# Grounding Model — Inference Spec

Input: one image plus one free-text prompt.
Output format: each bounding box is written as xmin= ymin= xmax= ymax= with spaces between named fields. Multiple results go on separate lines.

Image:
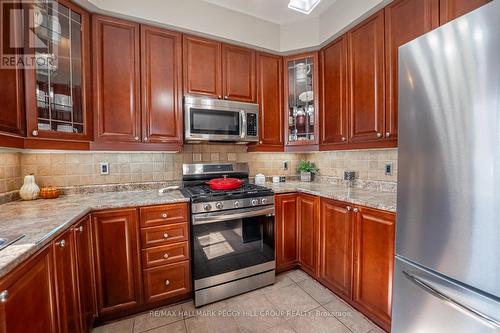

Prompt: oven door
xmin=185 ymin=104 xmax=243 ymax=141
xmin=191 ymin=206 xmax=275 ymax=290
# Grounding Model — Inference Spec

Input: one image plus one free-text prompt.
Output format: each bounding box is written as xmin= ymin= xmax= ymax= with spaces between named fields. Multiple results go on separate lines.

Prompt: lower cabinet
xmin=297 ymin=194 xmax=320 ymax=276
xmin=0 ymin=247 xmax=57 ymax=333
xmin=143 ymin=261 xmax=191 ymax=304
xmin=275 ymin=193 xmax=299 ymax=271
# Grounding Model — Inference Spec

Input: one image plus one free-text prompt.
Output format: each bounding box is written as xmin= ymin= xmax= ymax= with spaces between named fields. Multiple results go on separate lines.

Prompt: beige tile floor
xmin=92 ymin=269 xmax=385 ymax=333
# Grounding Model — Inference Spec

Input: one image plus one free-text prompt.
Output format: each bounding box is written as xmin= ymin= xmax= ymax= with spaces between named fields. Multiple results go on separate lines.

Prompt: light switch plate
xmin=385 ymin=162 xmax=393 ymax=176
xmin=283 ymin=161 xmax=288 ymax=171
xmin=100 ymin=162 xmax=109 ymax=175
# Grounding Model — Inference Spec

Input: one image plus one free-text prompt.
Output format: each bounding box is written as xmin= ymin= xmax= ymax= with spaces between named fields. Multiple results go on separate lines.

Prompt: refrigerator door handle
xmin=403 ymin=271 xmax=500 ymax=329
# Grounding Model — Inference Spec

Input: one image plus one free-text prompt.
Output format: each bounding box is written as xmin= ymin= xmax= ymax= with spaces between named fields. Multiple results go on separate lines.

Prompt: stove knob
xmin=203 ymin=204 xmax=212 ymax=211
xmin=261 ymin=198 xmax=267 ymax=204
xmin=234 ymin=201 xmax=240 ymax=208
xmin=251 ymin=199 xmax=258 ymax=206
xmin=215 ymin=202 xmax=223 ymax=209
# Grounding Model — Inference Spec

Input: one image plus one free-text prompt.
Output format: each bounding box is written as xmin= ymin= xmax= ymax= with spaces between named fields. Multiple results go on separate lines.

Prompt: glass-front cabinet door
xmin=284 ymin=52 xmax=319 ymax=149
xmin=26 ymin=0 xmax=91 ymax=140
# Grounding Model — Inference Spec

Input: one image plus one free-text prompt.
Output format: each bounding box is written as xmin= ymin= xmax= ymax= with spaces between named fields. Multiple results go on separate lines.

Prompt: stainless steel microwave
xmin=184 ymin=96 xmax=259 ymax=143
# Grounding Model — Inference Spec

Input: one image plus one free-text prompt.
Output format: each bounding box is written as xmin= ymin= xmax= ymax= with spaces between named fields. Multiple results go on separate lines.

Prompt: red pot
xmin=206 ymin=177 xmax=244 ymax=190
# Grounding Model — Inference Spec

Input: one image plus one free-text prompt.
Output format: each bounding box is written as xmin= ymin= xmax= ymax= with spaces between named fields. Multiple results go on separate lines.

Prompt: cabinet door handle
xmin=163 ymin=233 xmax=169 ymax=239
xmin=346 ymin=206 xmax=352 ymax=211
xmin=0 ymin=290 xmax=9 ymax=303
xmin=75 ymin=226 xmax=83 ymax=233
xmin=143 ymin=137 xmax=148 ymax=142
xmin=376 ymin=133 xmax=383 ymax=138
xmin=161 ymin=213 xmax=168 ymax=218
xmin=353 ymin=208 xmax=359 ymax=213
xmin=386 ymin=132 xmax=391 ymax=138
xmin=163 ymin=253 xmax=169 ymax=259
xmin=134 ymin=136 xmax=140 ymax=141
xmin=341 ymin=136 xmax=346 ymax=142
xmin=165 ymin=280 xmax=170 ymax=286
xmin=218 ymin=95 xmax=222 ymax=99
xmin=32 ymin=130 xmax=39 ymax=136
xmin=56 ymin=239 xmax=66 ymax=247
xmin=224 ymin=96 xmax=228 ymax=100
xmin=259 ymin=141 xmax=263 ymax=144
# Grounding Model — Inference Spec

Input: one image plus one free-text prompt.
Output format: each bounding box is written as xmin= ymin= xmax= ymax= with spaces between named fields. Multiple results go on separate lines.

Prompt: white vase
xmin=19 ymin=175 xmax=40 ymax=200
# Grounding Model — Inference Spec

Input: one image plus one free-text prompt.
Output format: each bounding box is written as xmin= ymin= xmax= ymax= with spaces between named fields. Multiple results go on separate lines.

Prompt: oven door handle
xmin=192 ymin=207 xmax=275 ymax=225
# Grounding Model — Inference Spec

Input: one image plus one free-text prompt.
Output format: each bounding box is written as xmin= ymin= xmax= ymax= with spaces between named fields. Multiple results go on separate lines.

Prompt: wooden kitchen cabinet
xmin=73 ymin=216 xmax=96 ymax=332
xmin=183 ymin=35 xmax=222 ymax=99
xmin=347 ymin=10 xmax=386 ymax=144
xmin=92 ymin=209 xmax=142 ymax=318
xmin=319 ymin=198 xmax=353 ymax=300
xmin=140 ymin=25 xmax=183 ymax=145
xmin=53 ymin=229 xmax=81 ymax=333
xmin=92 ymin=15 xmax=141 ymax=143
xmin=143 ymin=261 xmax=191 ymax=304
xmin=0 ymin=247 xmax=57 ymax=333
xmin=385 ymin=0 xmax=439 ymax=141
xmin=320 ymin=35 xmax=348 ymax=150
xmin=275 ymin=193 xmax=299 ymax=272
xmin=439 ymin=0 xmax=491 ymax=24
xmin=222 ymin=44 xmax=256 ymax=102
xmin=297 ymin=194 xmax=320 ymax=276
xmin=352 ymin=206 xmax=395 ymax=332
xmin=249 ymin=52 xmax=284 ymax=152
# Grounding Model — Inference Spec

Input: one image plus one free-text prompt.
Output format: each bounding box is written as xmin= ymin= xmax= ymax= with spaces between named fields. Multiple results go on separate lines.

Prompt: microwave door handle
xmin=193 ymin=207 xmax=275 ymax=225
xmin=240 ymin=110 xmax=246 ymax=139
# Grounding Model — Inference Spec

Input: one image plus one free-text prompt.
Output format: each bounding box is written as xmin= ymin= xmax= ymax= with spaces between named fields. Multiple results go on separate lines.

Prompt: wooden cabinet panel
xmin=139 ymin=203 xmax=188 ymax=228
xmin=142 ymin=242 xmax=190 ymax=268
xmin=183 ymin=35 xmax=222 ymax=98
xmin=140 ymin=223 xmax=189 ymax=248
xmin=251 ymin=52 xmax=283 ymax=151
xmin=439 ymin=0 xmax=491 ymax=24
xmin=143 ymin=261 xmax=191 ymax=304
xmin=53 ymin=230 xmax=80 ymax=333
xmin=297 ymin=194 xmax=320 ymax=276
xmin=348 ymin=11 xmax=385 ymax=143
xmin=320 ymin=35 xmax=348 ymax=148
xmin=385 ymin=0 xmax=439 ymax=141
xmin=73 ymin=216 xmax=96 ymax=333
xmin=275 ymin=194 xmax=299 ymax=271
xmin=222 ymin=44 xmax=256 ymax=102
xmin=0 ymin=248 xmax=57 ymax=333
xmin=141 ymin=26 xmax=183 ymax=144
xmin=93 ymin=15 xmax=141 ymax=143
xmin=92 ymin=209 xmax=142 ymax=316
xmin=0 ymin=66 xmax=24 ymax=136
xmin=319 ymin=198 xmax=353 ymax=300
xmin=353 ymin=207 xmax=395 ymax=332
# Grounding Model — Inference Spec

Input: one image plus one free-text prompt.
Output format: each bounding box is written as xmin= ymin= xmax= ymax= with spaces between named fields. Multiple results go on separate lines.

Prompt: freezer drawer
xmin=392 ymin=257 xmax=500 ymax=333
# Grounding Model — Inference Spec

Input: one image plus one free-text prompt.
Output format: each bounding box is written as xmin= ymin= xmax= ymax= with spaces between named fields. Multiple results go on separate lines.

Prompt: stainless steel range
xmin=181 ymin=163 xmax=276 ymax=307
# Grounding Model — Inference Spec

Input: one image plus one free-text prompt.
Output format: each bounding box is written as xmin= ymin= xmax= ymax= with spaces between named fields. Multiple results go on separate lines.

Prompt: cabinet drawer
xmin=141 ymin=223 xmax=188 ymax=248
xmin=142 ymin=242 xmax=190 ymax=268
xmin=140 ymin=203 xmax=188 ymax=228
xmin=143 ymin=261 xmax=191 ymax=303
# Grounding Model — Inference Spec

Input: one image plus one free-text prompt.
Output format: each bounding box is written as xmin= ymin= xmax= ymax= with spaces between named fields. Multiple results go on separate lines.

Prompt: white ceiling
xmin=202 ymin=0 xmax=338 ymax=24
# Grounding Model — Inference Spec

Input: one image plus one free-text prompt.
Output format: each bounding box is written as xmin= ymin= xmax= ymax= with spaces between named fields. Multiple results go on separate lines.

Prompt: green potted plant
xmin=297 ymin=160 xmax=319 ymax=182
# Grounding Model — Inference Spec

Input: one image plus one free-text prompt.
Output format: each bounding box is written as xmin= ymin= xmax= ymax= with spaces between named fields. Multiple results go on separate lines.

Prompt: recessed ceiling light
xmin=288 ymin=0 xmax=321 ymax=15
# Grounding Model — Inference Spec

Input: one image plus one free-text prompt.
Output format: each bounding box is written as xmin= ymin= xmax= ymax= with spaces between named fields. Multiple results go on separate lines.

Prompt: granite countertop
xmin=0 ymin=190 xmax=189 ymax=279
xmin=263 ymin=182 xmax=397 ymax=213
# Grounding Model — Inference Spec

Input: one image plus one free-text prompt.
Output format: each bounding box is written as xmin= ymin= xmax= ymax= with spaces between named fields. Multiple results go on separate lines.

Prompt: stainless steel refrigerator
xmin=393 ymin=1 xmax=500 ymax=332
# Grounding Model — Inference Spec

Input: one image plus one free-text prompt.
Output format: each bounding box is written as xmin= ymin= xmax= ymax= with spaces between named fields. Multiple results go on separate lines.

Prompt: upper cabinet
xmin=24 ymin=0 xmax=92 ymax=142
xmin=183 ymin=35 xmax=222 ymax=99
xmin=92 ymin=16 xmax=183 ymax=150
xmin=183 ymin=35 xmax=256 ymax=102
xmin=439 ymin=0 xmax=491 ymax=24
xmin=284 ymin=52 xmax=319 ymax=150
xmin=385 ymin=0 xmax=439 ymax=141
xmin=92 ymin=15 xmax=141 ymax=144
xmin=249 ymin=52 xmax=284 ymax=152
xmin=320 ymin=36 xmax=348 ymax=150
xmin=347 ymin=11 xmax=386 ymax=144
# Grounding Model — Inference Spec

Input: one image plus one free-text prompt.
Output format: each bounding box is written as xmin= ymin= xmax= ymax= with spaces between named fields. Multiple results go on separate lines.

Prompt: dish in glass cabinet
xmin=299 ymin=91 xmax=314 ymax=102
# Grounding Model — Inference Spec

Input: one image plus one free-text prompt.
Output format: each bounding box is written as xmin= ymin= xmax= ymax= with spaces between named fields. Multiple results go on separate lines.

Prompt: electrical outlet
xmin=385 ymin=162 xmax=393 ymax=176
xmin=283 ymin=161 xmax=288 ymax=171
xmin=100 ymin=162 xmax=109 ymax=175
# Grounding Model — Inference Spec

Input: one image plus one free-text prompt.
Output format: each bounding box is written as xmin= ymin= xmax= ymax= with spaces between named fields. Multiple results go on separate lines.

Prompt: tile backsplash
xmin=0 ymin=146 xmax=397 ymax=195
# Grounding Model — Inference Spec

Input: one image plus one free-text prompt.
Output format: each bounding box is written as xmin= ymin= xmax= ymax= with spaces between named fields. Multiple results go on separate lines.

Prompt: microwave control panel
xmin=247 ymin=113 xmax=258 ymax=137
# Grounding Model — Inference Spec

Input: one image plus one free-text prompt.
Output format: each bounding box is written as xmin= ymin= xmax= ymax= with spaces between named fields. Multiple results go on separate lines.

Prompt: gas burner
xmin=182 ymin=183 xmax=273 ymax=203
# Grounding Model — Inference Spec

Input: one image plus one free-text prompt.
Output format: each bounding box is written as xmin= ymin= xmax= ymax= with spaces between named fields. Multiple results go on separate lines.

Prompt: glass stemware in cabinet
xmin=287 ymin=56 xmax=316 ymax=144
xmin=32 ymin=0 xmax=85 ymax=135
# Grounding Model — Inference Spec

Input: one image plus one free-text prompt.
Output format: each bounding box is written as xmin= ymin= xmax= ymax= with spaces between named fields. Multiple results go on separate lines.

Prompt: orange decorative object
xmin=40 ymin=186 xmax=61 ymax=199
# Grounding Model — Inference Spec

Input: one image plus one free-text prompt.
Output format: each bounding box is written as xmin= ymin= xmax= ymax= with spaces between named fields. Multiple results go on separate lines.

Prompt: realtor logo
xmin=1 ymin=0 xmax=57 ymax=69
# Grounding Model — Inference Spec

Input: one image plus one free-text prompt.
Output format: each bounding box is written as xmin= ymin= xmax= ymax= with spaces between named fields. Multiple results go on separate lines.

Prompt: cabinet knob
xmin=218 ymin=95 xmax=222 ymax=99
xmin=143 ymin=137 xmax=148 ymax=142
xmin=224 ymin=96 xmax=228 ymax=100
xmin=163 ymin=253 xmax=169 ymax=259
xmin=32 ymin=130 xmax=39 ymax=136
xmin=56 ymin=239 xmax=66 ymax=248
xmin=259 ymin=141 xmax=263 ymax=144
xmin=161 ymin=213 xmax=168 ymax=219
xmin=346 ymin=206 xmax=352 ymax=211
xmin=353 ymin=208 xmax=359 ymax=213
xmin=376 ymin=133 xmax=383 ymax=138
xmin=134 ymin=136 xmax=140 ymax=141
xmin=341 ymin=137 xmax=346 ymax=142
xmin=165 ymin=280 xmax=170 ymax=286
xmin=75 ymin=226 xmax=83 ymax=233
xmin=163 ymin=233 xmax=169 ymax=239
xmin=386 ymin=132 xmax=391 ymax=138
xmin=0 ymin=290 xmax=8 ymax=303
